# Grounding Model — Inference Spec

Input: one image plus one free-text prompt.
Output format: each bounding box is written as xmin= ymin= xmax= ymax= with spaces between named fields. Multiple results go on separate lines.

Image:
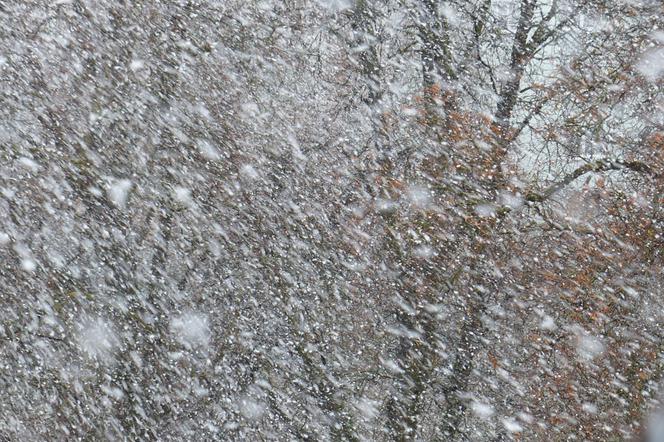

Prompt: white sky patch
xmin=170 ymin=312 xmax=210 ymax=350
xmin=107 ymin=179 xmax=132 ymax=208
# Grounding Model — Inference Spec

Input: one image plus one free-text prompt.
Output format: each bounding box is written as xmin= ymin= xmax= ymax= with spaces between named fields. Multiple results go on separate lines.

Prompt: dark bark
xmin=418 ymin=0 xmax=457 ymax=124
xmin=495 ymin=0 xmax=537 ymax=132
xmin=353 ymin=0 xmax=382 ymax=107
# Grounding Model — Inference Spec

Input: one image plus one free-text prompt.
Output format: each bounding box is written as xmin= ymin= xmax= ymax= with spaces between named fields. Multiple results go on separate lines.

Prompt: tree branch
xmin=526 ymin=159 xmax=657 ymax=203
xmin=495 ymin=0 xmax=537 ymax=127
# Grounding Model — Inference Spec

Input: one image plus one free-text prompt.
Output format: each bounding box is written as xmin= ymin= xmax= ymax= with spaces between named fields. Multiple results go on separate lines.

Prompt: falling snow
xmin=0 ymin=0 xmax=663 ymax=441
